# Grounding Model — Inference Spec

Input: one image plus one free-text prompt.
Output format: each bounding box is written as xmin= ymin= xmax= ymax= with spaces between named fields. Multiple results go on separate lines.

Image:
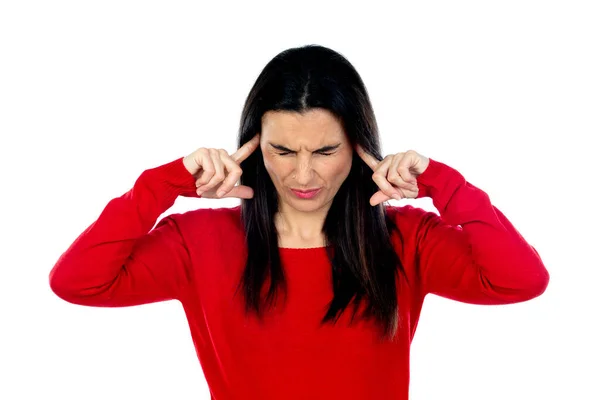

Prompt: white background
xmin=1 ymin=1 xmax=598 ymax=399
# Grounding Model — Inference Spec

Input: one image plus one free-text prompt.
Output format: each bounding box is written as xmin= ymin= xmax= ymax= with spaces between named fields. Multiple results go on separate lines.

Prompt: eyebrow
xmin=269 ymin=142 xmax=342 ymax=152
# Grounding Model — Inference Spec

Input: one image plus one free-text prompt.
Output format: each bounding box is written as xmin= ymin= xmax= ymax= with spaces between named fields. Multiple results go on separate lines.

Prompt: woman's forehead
xmin=261 ymin=109 xmax=346 ymax=143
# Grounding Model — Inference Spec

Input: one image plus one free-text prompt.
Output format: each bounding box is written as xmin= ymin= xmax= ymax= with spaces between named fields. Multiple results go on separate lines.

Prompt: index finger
xmin=355 ymin=143 xmax=380 ymax=171
xmin=231 ymin=133 xmax=260 ymax=163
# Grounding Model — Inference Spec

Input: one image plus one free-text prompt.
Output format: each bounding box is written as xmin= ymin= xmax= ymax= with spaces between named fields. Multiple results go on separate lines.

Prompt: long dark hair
xmin=236 ymin=44 xmax=408 ymax=341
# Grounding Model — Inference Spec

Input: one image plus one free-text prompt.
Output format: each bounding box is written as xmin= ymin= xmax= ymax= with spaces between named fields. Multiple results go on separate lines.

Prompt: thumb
xmin=223 ymin=185 xmax=254 ymax=199
xmin=369 ymin=190 xmax=392 ymax=206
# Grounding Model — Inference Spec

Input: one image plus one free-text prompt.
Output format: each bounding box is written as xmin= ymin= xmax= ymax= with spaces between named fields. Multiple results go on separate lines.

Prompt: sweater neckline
xmin=278 ymin=245 xmax=331 ymax=251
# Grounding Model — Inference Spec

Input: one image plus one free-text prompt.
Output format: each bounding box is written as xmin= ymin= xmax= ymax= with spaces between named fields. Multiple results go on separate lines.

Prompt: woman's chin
xmin=283 ymin=193 xmax=334 ymax=212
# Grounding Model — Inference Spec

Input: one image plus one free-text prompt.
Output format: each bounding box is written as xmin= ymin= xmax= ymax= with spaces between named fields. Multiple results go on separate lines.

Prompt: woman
xmin=49 ymin=44 xmax=549 ymax=399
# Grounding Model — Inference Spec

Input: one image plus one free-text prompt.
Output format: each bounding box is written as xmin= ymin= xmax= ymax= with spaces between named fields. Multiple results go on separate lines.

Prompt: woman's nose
xmin=293 ymin=160 xmax=314 ymax=184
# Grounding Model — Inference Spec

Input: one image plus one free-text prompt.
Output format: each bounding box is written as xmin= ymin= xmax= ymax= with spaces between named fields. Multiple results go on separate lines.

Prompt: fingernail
xmin=216 ymin=190 xmax=225 ymax=197
xmin=392 ymin=193 xmax=402 ymax=200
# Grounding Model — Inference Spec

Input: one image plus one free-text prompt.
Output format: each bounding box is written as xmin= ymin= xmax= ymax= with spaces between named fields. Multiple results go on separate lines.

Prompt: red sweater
xmin=49 ymin=156 xmax=549 ymax=400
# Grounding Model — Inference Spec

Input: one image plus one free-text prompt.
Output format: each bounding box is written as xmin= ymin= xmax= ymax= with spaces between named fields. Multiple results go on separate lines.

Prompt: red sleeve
xmin=49 ymin=157 xmax=199 ymax=307
xmin=409 ymin=158 xmax=549 ymax=304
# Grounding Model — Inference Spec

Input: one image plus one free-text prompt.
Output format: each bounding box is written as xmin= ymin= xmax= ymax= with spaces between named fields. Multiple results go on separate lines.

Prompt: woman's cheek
xmin=262 ymin=154 xmax=277 ymax=173
xmin=263 ymin=156 xmax=289 ymax=183
xmin=323 ymin=156 xmax=347 ymax=173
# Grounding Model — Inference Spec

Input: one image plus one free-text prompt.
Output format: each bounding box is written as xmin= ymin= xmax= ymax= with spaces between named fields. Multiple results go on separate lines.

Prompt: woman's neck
xmin=274 ymin=204 xmax=330 ymax=247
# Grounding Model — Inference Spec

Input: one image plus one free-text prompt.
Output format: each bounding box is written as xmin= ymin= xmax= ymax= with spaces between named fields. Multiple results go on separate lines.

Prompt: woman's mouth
xmin=290 ymin=188 xmax=321 ymax=199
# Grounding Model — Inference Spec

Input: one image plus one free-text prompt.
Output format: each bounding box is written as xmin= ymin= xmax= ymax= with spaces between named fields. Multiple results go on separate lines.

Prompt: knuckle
xmin=231 ymin=171 xmax=242 ymax=180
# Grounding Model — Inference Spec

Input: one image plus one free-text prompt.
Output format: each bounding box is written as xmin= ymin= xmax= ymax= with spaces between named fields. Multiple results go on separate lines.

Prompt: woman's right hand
xmin=183 ymin=134 xmax=260 ymax=199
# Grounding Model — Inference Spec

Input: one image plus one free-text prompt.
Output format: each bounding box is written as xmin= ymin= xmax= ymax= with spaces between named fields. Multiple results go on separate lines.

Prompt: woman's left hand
xmin=355 ymin=145 xmax=430 ymax=206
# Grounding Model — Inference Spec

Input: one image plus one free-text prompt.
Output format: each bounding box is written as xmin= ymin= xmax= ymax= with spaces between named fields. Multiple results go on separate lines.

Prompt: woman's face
xmin=260 ymin=108 xmax=353 ymax=213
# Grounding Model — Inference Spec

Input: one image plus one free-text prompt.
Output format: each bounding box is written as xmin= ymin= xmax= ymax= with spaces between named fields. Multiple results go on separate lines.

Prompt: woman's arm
xmin=49 ymin=157 xmax=198 ymax=307
xmin=407 ymin=158 xmax=549 ymax=304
